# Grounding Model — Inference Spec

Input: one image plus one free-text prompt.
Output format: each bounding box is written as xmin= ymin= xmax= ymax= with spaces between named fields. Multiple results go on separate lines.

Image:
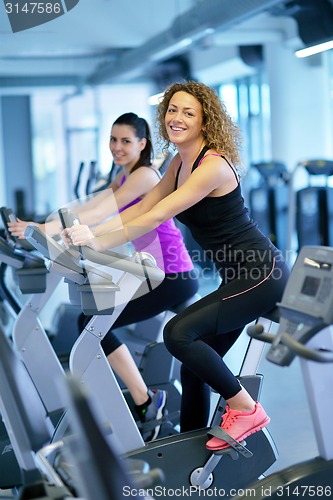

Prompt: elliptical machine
xmin=235 ymin=245 xmax=333 ymax=498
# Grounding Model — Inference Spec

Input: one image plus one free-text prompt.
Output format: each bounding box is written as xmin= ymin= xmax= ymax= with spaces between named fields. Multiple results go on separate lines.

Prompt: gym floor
xmin=0 ymin=267 xmax=317 ymax=496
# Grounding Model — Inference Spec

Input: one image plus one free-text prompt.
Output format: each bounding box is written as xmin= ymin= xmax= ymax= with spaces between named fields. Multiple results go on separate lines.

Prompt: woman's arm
xmin=67 ymin=155 xmax=232 ymax=251
xmin=63 ymin=167 xmax=161 ymax=227
xmin=8 ymin=217 xmax=61 ymax=238
xmin=7 ymin=176 xmax=122 ymax=238
xmin=72 ymin=172 xmax=122 ymax=224
xmin=86 ymin=156 xmax=179 ymax=237
xmin=8 ymin=167 xmax=160 ymax=238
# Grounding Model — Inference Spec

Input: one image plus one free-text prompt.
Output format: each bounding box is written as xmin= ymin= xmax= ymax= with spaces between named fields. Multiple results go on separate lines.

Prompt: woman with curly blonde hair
xmin=156 ymin=80 xmax=242 ymax=170
xmin=66 ymin=81 xmax=290 ymax=451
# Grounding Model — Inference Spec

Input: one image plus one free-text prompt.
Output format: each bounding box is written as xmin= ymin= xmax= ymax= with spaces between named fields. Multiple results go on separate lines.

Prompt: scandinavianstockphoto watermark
xmin=3 ymin=0 xmax=79 ymax=32
xmin=166 ymin=246 xmax=296 ymax=282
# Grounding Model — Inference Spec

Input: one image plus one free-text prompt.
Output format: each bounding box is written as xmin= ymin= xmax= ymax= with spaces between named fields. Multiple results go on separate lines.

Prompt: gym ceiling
xmin=0 ymin=0 xmax=332 ymax=89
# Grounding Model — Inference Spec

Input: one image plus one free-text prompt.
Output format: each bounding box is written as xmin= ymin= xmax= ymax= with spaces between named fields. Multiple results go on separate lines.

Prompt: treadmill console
xmin=267 ymin=246 xmax=333 ymax=365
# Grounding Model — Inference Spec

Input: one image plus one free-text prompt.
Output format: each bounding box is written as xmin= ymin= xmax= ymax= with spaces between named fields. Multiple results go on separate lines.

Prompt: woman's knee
xmin=101 ymin=331 xmax=122 ymax=356
xmin=163 ymin=316 xmax=188 ymax=355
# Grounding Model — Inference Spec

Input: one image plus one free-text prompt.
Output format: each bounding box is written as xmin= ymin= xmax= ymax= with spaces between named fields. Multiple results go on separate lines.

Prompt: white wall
xmin=265 ymin=43 xmax=333 ymax=170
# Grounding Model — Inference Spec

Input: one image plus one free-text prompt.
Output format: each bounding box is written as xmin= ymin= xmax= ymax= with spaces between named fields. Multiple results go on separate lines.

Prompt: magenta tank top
xmin=119 ymin=174 xmax=193 ymax=274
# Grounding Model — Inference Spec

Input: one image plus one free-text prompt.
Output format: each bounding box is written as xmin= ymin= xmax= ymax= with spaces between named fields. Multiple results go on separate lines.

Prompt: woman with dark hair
xmin=66 ymin=83 xmax=290 ymax=451
xmin=9 ymin=112 xmax=199 ymax=441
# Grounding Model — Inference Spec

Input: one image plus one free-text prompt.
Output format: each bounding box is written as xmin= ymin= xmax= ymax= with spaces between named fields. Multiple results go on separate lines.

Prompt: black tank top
xmin=175 ymin=146 xmax=280 ymax=281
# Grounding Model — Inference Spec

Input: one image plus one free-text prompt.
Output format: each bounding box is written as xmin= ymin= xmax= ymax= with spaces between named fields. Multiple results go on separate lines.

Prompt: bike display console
xmin=267 ymin=246 xmax=333 ymax=366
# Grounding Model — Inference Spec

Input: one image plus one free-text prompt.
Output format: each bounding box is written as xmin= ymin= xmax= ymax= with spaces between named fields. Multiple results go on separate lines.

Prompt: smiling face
xmin=109 ymin=124 xmax=146 ymax=170
xmin=165 ymin=91 xmax=205 ymax=148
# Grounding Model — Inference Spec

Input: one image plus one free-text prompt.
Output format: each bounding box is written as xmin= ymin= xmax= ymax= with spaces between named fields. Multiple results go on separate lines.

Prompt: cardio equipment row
xmin=248 ymin=159 xmax=333 ymax=256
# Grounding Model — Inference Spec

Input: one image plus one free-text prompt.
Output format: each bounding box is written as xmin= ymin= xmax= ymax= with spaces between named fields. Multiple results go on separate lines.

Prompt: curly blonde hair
xmin=156 ymin=81 xmax=243 ymax=172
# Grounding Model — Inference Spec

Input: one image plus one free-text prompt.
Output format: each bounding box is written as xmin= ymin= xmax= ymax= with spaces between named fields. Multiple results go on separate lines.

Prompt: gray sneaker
xmin=139 ymin=389 xmax=167 ymax=441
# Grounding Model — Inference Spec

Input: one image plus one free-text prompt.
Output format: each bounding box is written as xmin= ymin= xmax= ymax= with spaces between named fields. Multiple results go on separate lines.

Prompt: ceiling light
xmin=295 ymin=40 xmax=333 ymax=58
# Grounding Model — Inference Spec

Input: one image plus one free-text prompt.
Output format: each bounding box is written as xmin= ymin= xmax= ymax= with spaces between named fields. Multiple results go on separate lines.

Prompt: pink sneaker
xmin=206 ymin=402 xmax=270 ymax=451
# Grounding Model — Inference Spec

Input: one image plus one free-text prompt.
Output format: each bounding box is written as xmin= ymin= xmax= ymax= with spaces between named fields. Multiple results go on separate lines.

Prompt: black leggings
xmin=78 ymin=270 xmax=199 ymax=356
xmin=163 ymin=258 xmax=290 ymax=432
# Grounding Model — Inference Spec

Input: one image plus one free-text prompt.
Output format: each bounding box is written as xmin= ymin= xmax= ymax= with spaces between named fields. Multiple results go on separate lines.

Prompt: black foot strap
xmin=137 ymin=410 xmax=180 ymax=432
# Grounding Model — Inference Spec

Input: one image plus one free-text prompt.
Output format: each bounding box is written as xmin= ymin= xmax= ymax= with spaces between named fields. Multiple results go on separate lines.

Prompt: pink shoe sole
xmin=206 ymin=415 xmax=270 ymax=451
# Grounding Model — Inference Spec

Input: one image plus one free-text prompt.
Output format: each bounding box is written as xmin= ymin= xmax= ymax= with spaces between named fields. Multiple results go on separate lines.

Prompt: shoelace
xmin=221 ymin=407 xmax=238 ymax=430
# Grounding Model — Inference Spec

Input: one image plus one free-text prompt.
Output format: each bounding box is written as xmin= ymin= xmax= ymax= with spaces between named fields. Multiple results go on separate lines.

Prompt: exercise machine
xmin=0 ymin=206 xmax=82 ymax=362
xmin=0 ymin=214 xmax=170 ymax=493
xmin=0 ymin=236 xmax=43 ymax=489
xmin=0 ymin=206 xmax=187 ymax=444
xmin=0 ymin=233 xmax=72 ymax=489
xmin=234 ymin=244 xmax=333 ymax=498
xmin=60 ymin=373 xmax=163 ymax=500
xmin=0 ymin=230 xmax=169 ymax=495
xmin=56 ymin=207 xmax=197 ymax=429
xmin=0 ymin=317 xmax=160 ymax=499
xmin=286 ymin=159 xmax=333 ymax=258
xmin=74 ymin=160 xmax=114 ymax=200
xmin=73 ymin=160 xmax=98 ymax=199
xmin=296 ymin=160 xmax=333 ymax=249
xmin=25 ymin=221 xmax=279 ymax=497
xmin=249 ymin=161 xmax=289 ymax=254
xmin=0 ymin=238 xmax=21 ymax=335
xmin=1 ymin=205 xmax=194 ymax=413
xmin=0 ymin=320 xmax=74 ymax=499
xmin=24 ymin=221 xmax=180 ymax=439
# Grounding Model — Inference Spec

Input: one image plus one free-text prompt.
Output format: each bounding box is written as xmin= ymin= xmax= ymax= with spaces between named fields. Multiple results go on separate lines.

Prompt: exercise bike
xmin=24 ymin=217 xmax=279 ymax=498
xmin=1 ymin=206 xmax=197 ymax=424
xmin=0 ymin=206 xmax=82 ymax=364
xmin=235 ymin=244 xmax=333 ymax=498
xmin=0 ymin=227 xmax=166 ymax=494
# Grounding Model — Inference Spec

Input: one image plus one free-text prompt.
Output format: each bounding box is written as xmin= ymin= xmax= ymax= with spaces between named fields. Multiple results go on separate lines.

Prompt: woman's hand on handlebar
xmin=60 ymin=228 xmax=73 ymax=248
xmin=63 ymin=224 xmax=101 ymax=251
xmin=7 ymin=218 xmax=39 ymax=239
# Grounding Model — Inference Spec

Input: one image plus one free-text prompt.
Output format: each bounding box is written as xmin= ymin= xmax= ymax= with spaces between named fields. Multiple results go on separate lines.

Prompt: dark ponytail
xmin=113 ymin=112 xmax=153 ymax=172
